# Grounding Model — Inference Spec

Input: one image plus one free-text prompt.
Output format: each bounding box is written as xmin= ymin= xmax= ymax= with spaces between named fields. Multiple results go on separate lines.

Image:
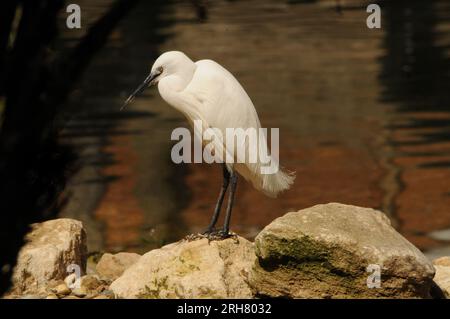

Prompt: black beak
xmin=121 ymin=70 xmax=160 ymax=110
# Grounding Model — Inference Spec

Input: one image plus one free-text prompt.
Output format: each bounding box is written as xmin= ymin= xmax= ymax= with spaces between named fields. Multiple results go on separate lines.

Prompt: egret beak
xmin=121 ymin=70 xmax=161 ymax=110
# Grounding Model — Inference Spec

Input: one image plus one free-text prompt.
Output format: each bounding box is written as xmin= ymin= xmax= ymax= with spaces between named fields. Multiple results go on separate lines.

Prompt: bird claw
xmin=184 ymin=229 xmax=237 ymax=242
xmin=206 ymin=229 xmax=232 ymax=241
xmin=183 ymin=233 xmax=206 ymax=242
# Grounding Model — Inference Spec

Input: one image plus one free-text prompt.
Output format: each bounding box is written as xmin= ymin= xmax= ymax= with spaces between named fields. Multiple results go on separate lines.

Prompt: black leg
xmin=222 ymin=170 xmax=238 ymax=235
xmin=204 ymin=164 xmax=230 ymax=233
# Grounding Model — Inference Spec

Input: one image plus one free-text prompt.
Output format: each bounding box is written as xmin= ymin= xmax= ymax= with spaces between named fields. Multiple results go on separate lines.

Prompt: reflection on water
xmin=60 ymin=0 xmax=450 ymax=256
xmin=379 ymin=0 xmax=450 ymax=255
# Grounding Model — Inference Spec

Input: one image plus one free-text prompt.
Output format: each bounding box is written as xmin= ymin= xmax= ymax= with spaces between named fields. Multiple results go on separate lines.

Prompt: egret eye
xmin=126 ymin=51 xmax=294 ymax=240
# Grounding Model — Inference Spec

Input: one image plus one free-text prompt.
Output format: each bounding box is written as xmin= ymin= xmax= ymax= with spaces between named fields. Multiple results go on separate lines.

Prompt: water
xmin=59 ymin=0 xmax=450 ymax=256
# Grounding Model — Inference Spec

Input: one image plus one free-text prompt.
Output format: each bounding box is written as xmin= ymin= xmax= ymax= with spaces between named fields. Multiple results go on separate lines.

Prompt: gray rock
xmin=249 ymin=203 xmax=435 ymax=298
xmin=110 ymin=236 xmax=255 ymax=298
xmin=10 ymin=219 xmax=87 ymax=295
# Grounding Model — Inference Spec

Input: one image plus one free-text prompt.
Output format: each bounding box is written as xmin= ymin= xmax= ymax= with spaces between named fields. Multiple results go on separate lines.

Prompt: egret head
xmin=121 ymin=51 xmax=194 ymax=110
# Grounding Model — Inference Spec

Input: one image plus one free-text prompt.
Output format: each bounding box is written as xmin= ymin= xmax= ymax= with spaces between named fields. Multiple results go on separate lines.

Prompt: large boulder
xmin=432 ymin=257 xmax=450 ymax=298
xmin=110 ymin=236 xmax=255 ymax=298
xmin=9 ymin=219 xmax=87 ymax=295
xmin=249 ymin=203 xmax=435 ymax=298
xmin=96 ymin=252 xmax=141 ymax=281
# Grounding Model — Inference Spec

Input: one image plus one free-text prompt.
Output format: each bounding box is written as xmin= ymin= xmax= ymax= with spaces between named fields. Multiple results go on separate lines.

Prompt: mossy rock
xmin=249 ymin=203 xmax=435 ymax=299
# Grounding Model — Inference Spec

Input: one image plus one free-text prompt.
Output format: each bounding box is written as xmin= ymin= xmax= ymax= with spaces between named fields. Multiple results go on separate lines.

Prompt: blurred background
xmin=1 ymin=0 xmax=449 ymax=272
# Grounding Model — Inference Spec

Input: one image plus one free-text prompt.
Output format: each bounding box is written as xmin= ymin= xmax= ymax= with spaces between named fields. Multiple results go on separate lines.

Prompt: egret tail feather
xmin=261 ymin=168 xmax=295 ymax=198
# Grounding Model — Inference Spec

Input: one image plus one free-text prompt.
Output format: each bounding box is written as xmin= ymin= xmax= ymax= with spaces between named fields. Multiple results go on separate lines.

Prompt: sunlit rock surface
xmin=96 ymin=252 xmax=141 ymax=281
xmin=110 ymin=236 xmax=255 ymax=299
xmin=432 ymin=257 xmax=450 ymax=298
xmin=10 ymin=219 xmax=87 ymax=295
xmin=5 ymin=204 xmax=443 ymax=299
xmin=249 ymin=203 xmax=435 ymax=298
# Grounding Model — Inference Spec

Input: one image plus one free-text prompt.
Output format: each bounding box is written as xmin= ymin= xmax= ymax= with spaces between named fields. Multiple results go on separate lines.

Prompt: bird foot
xmin=184 ymin=229 xmax=237 ymax=242
xmin=205 ymin=229 xmax=233 ymax=241
xmin=184 ymin=232 xmax=207 ymax=242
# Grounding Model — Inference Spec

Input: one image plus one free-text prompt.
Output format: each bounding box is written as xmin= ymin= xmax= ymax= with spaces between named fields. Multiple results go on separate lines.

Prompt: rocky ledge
xmin=3 ymin=203 xmax=449 ymax=299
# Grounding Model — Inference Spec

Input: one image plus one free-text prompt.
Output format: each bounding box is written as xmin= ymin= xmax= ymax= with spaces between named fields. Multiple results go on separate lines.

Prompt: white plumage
xmin=123 ymin=50 xmax=295 ymax=237
xmin=153 ymin=51 xmax=295 ymax=197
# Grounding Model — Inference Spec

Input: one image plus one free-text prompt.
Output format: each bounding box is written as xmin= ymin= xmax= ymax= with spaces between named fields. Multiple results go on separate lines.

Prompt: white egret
xmin=123 ymin=51 xmax=295 ymax=238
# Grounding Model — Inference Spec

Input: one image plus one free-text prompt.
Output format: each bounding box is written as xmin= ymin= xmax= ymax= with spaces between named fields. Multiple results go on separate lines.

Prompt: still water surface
xmin=60 ymin=0 xmax=450 ymax=258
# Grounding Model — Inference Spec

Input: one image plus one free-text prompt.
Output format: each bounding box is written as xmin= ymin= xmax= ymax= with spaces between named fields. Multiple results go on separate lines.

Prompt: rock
xmin=10 ymin=219 xmax=87 ymax=295
xmin=52 ymin=283 xmax=71 ymax=297
xmin=46 ymin=279 xmax=63 ymax=290
xmin=19 ymin=294 xmax=45 ymax=299
xmin=96 ymin=252 xmax=141 ymax=281
xmin=99 ymin=290 xmax=115 ymax=299
xmin=93 ymin=294 xmax=110 ymax=299
xmin=249 ymin=203 xmax=435 ymax=298
xmin=71 ymin=275 xmax=104 ymax=297
xmin=71 ymin=287 xmax=87 ymax=297
xmin=46 ymin=279 xmax=69 ymax=296
xmin=86 ymin=252 xmax=103 ymax=276
xmin=433 ymin=256 xmax=450 ymax=267
xmin=90 ymin=289 xmax=115 ymax=299
xmin=110 ymin=236 xmax=255 ymax=298
xmin=433 ymin=257 xmax=450 ymax=298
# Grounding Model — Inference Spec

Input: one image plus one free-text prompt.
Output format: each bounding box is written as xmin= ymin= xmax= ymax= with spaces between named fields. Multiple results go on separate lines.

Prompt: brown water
xmin=60 ymin=0 xmax=450 ymax=257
